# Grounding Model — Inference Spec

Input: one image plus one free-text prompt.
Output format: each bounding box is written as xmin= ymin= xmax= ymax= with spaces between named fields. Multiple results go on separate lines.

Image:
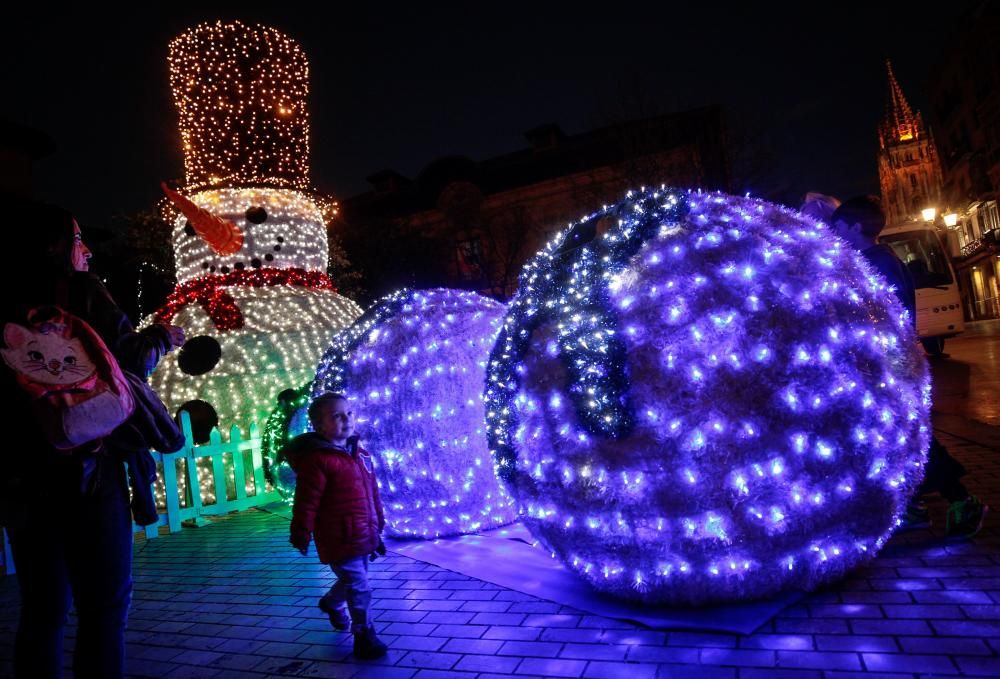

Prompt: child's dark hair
xmin=308 ymin=392 xmax=346 ymax=423
xmin=831 ymin=195 xmax=886 ymax=239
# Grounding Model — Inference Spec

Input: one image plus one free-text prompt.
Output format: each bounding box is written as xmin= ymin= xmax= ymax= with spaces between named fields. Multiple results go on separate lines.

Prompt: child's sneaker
xmin=946 ymin=495 xmax=989 ymax=539
xmin=351 ymin=614 xmax=388 ymax=659
xmin=318 ymin=598 xmax=351 ymax=631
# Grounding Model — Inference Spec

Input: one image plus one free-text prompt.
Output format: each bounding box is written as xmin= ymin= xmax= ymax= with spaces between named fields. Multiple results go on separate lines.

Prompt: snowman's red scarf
xmin=155 ymin=268 xmax=336 ymax=331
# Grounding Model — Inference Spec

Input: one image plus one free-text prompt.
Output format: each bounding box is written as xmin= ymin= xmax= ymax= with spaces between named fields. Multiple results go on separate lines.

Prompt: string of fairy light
xmin=168 ymin=20 xmax=311 ymax=193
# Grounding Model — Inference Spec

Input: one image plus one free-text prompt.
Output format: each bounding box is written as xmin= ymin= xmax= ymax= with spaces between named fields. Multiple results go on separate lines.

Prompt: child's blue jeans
xmin=320 ymin=556 xmax=371 ymax=621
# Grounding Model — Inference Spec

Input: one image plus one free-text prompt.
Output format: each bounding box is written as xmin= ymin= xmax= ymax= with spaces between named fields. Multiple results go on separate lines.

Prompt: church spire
xmin=876 ymin=59 xmax=943 ymax=227
xmin=880 ymin=60 xmax=921 ymax=148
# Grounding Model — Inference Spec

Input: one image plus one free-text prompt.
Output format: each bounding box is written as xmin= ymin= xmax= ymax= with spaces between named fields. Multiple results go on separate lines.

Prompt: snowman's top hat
xmin=168 ymin=20 xmax=311 ymax=194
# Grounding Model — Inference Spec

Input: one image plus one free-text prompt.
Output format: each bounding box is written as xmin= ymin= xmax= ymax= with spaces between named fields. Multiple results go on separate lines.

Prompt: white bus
xmin=878 ymin=223 xmax=964 ymax=356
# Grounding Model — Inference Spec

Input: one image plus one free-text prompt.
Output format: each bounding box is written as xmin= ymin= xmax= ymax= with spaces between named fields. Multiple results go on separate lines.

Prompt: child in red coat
xmin=289 ymin=392 xmax=388 ymax=658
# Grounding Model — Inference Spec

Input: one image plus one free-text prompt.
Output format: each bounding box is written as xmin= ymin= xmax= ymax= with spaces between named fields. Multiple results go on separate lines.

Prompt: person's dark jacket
xmin=862 ymin=243 xmax=917 ymax=328
xmin=289 ymin=434 xmax=385 ymax=564
xmin=65 ymin=274 xmax=174 ymax=378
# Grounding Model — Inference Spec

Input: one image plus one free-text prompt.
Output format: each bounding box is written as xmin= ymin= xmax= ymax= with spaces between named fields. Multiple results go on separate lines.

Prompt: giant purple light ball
xmin=486 ymin=189 xmax=931 ymax=605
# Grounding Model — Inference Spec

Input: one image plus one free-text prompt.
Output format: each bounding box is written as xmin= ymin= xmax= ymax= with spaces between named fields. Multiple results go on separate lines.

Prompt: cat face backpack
xmin=1 ymin=306 xmax=135 ymax=450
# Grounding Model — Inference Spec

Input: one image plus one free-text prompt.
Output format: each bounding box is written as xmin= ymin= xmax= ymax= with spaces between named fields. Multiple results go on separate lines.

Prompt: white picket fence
xmin=3 ymin=411 xmax=280 ymax=575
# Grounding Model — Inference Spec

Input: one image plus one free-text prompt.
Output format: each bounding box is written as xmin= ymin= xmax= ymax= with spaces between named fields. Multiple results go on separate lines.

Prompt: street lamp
xmin=920 ymin=207 xmax=961 ymax=231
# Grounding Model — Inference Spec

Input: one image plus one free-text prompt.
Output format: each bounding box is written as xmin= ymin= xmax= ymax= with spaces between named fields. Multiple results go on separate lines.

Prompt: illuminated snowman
xmin=147 ymin=21 xmax=361 ymax=430
xmin=486 ymin=187 xmax=931 ymax=605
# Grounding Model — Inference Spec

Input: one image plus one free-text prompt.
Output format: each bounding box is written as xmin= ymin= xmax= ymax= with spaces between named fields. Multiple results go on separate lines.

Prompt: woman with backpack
xmin=0 ymin=200 xmax=184 ymax=679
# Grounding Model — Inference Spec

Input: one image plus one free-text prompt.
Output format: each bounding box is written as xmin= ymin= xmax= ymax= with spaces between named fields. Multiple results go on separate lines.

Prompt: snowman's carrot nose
xmin=161 ymin=182 xmax=244 ymax=256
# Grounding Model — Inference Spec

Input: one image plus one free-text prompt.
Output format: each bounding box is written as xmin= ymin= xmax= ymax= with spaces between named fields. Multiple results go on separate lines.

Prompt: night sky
xmin=3 ymin=3 xmax=978 ymax=230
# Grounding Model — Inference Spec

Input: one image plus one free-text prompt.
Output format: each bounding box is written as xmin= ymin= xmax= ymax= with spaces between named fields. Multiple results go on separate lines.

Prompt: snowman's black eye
xmin=246 ymin=206 xmax=268 ymax=224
